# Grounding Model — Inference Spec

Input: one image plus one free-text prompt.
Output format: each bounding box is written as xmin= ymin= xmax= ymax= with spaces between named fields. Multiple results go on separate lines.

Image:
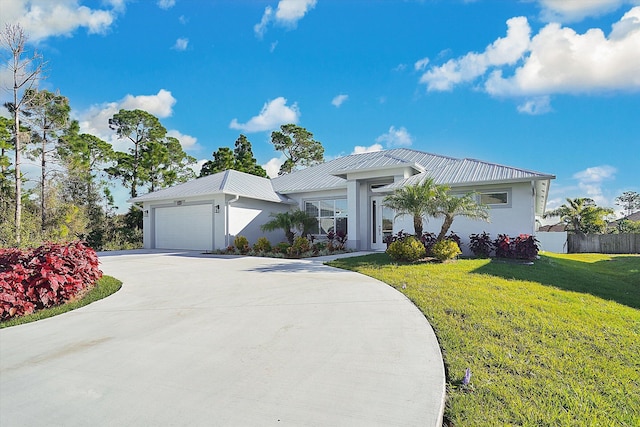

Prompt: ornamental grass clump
xmin=386 ymin=236 xmax=426 ymax=262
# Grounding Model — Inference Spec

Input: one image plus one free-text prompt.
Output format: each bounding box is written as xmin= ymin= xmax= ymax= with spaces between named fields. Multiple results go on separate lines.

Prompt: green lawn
xmin=1 ymin=275 xmax=122 ymax=328
xmin=328 ymin=253 xmax=640 ymax=426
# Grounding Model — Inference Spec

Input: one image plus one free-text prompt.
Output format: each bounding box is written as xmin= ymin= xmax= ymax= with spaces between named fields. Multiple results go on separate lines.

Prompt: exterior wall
xmin=142 ymin=195 xmax=290 ymax=251
xmin=226 ymin=197 xmax=291 ymax=247
xmin=391 ymin=182 xmax=537 ymax=255
xmin=536 ymin=232 xmax=568 ymax=253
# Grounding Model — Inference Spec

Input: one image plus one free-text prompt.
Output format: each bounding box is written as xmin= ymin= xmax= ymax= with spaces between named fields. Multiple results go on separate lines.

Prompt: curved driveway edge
xmin=0 ymin=251 xmax=445 ymax=426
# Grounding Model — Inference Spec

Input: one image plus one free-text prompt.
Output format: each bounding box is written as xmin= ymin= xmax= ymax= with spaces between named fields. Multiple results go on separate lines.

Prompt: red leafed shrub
xmin=0 ymin=241 xmax=102 ymax=321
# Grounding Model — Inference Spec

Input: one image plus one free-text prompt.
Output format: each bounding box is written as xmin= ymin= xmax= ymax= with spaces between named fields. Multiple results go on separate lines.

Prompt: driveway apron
xmin=0 ymin=251 xmax=445 ymax=426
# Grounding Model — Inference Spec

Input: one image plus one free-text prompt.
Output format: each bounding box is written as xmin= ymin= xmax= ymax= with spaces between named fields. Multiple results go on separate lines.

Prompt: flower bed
xmin=0 ymin=241 xmax=103 ymax=320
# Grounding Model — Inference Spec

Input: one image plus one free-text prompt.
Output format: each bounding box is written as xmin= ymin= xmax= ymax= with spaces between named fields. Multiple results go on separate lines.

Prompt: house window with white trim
xmin=305 ymin=199 xmax=347 ymax=235
xmin=479 ymin=190 xmax=511 ymax=207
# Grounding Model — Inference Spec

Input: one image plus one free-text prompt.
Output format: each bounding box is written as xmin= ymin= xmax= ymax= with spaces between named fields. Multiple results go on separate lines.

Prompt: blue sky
xmin=2 ymin=0 xmax=639 ymax=216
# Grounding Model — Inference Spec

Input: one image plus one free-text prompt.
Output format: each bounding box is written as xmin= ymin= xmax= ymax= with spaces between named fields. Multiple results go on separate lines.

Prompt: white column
xmin=347 ymin=180 xmax=360 ymax=250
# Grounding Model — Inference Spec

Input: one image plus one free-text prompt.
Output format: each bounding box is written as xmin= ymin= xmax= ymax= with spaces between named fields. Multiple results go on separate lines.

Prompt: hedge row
xmin=0 ymin=241 xmax=102 ymax=320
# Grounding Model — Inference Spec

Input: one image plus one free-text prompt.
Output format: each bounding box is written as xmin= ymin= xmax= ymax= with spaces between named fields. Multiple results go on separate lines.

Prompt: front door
xmin=371 ymin=196 xmax=394 ymax=250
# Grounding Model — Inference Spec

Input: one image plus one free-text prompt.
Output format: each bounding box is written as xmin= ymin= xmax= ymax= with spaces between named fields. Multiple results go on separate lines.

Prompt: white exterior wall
xmin=392 ymin=182 xmax=537 ymax=255
xmin=536 ymin=231 xmax=568 ymax=253
xmin=141 ymin=195 xmax=290 ymax=251
xmin=226 ymin=197 xmax=291 ymax=247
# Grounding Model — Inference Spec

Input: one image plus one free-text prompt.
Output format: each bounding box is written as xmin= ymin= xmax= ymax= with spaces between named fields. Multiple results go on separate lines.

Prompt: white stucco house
xmin=129 ymin=148 xmax=555 ymax=253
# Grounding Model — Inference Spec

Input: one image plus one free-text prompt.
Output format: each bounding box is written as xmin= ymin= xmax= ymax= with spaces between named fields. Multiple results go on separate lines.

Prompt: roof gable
xmin=129 ymin=170 xmax=291 ymax=204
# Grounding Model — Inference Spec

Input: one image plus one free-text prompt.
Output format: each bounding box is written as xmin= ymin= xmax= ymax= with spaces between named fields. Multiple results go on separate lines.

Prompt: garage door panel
xmin=155 ymin=204 xmax=213 ymax=250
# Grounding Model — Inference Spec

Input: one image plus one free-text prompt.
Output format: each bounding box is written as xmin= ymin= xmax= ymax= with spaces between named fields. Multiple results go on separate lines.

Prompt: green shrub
xmin=431 ymin=239 xmax=462 ymax=261
xmin=253 ymin=236 xmax=272 ymax=252
xmin=288 ymin=236 xmax=311 ymax=257
xmin=386 ymin=236 xmax=426 ymax=262
xmin=274 ymin=242 xmax=290 ymax=254
xmin=233 ymin=235 xmax=249 ymax=254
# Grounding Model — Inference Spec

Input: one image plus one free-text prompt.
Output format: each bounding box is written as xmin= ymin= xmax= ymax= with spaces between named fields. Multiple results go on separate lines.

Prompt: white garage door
xmin=155 ymin=204 xmax=213 ymax=250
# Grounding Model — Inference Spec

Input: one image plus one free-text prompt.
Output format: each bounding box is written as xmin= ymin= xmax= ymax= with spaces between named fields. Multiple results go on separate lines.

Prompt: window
xmin=479 ymin=191 xmax=509 ymax=205
xmin=305 ymin=199 xmax=347 ymax=235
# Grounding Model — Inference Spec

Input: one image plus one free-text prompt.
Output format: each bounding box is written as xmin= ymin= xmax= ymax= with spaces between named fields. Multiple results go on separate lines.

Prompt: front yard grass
xmin=1 ymin=275 xmax=122 ymax=329
xmin=328 ymin=253 xmax=640 ymax=426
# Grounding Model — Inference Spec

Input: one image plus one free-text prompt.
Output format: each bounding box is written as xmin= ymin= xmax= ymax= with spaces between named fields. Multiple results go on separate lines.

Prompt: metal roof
xmin=377 ymin=157 xmax=555 ymax=190
xmin=128 ymin=149 xmax=554 ymax=215
xmin=129 ymin=170 xmax=293 ymax=204
xmin=272 ymin=148 xmax=554 ymax=193
xmin=271 ymin=149 xmax=455 ymax=193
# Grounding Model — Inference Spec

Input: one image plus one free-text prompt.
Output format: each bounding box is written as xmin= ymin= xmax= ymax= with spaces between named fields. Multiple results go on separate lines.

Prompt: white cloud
xmin=517 ymin=96 xmax=552 ymax=115
xmin=573 ymin=165 xmax=617 ymax=206
xmin=172 ymin=37 xmax=188 ymax=51
xmin=537 ymin=0 xmax=640 ymax=22
xmin=119 ymin=89 xmax=176 ymax=118
xmin=167 ymin=129 xmax=198 ymax=150
xmin=77 ymin=89 xmax=177 ymax=152
xmin=263 ymin=155 xmax=287 ymax=178
xmin=331 ymin=94 xmax=349 ymax=107
xmin=352 ymin=144 xmax=383 ymax=154
xmin=414 ymin=57 xmax=429 ymax=71
xmin=375 ymin=126 xmax=413 ymax=147
xmin=0 ymin=0 xmax=119 ymax=42
xmin=421 ymin=8 xmax=640 ymax=111
xmin=157 ymin=0 xmax=175 ymax=10
xmin=254 ymin=0 xmax=317 ymax=37
xmin=486 ymin=8 xmax=640 ymax=97
xmin=420 ymin=16 xmax=531 ymax=91
xmin=394 ymin=63 xmax=407 ymax=72
xmin=229 ymin=97 xmax=300 ymax=133
xmin=254 ymin=6 xmax=274 ymax=38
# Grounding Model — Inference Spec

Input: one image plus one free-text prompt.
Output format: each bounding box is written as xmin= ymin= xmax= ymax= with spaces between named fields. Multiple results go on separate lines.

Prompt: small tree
xmin=383 ymin=178 xmax=439 ymax=236
xmin=544 ymin=198 xmax=614 ymax=235
xmin=261 ymin=209 xmax=315 ymax=244
xmin=433 ymin=191 xmax=489 ymax=241
xmin=270 ymin=124 xmax=324 ymax=175
xmin=1 ymin=23 xmax=45 ymax=245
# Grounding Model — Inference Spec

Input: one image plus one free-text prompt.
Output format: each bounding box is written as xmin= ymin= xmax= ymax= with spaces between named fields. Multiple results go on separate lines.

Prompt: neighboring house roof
xmin=128 ymin=169 xmax=294 ymax=204
xmin=624 ymin=212 xmax=640 ymax=222
xmin=538 ymin=223 xmax=568 ymax=232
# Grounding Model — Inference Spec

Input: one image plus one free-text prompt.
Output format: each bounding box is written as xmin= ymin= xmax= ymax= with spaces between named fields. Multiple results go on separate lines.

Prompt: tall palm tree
xmin=433 ymin=192 xmax=490 ymax=241
xmin=383 ymin=178 xmax=440 ymax=236
xmin=544 ymin=198 xmax=613 ymax=234
xmin=260 ymin=209 xmax=315 ymax=244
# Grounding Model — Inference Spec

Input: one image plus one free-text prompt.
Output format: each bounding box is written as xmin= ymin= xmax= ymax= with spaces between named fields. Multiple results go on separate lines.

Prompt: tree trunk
xmin=14 ymin=93 xmax=21 ymax=246
xmin=41 ymin=129 xmax=46 ymax=232
xmin=413 ymin=214 xmax=423 ymax=236
xmin=437 ymin=216 xmax=454 ymax=241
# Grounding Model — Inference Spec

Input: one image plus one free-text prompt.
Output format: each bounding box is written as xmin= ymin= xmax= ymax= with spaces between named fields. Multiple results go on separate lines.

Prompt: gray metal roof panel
xmin=129 ymin=170 xmax=290 ymax=204
xmin=376 ymin=158 xmax=555 ymax=191
xmin=271 ymin=148 xmax=457 ymax=193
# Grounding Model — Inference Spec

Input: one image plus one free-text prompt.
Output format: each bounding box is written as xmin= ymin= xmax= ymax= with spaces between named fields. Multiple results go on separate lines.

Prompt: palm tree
xmin=260 ymin=209 xmax=315 ymax=244
xmin=433 ymin=192 xmax=490 ymax=241
xmin=544 ymin=198 xmax=613 ymax=234
xmin=383 ymin=178 xmax=440 ymax=236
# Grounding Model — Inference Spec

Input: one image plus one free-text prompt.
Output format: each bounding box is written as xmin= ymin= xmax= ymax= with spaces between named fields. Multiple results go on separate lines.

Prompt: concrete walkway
xmin=0 ymin=251 xmax=445 ymax=426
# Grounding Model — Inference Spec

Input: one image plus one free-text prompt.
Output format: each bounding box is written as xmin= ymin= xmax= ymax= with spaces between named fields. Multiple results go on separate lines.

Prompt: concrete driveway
xmin=0 ymin=251 xmax=445 ymax=426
